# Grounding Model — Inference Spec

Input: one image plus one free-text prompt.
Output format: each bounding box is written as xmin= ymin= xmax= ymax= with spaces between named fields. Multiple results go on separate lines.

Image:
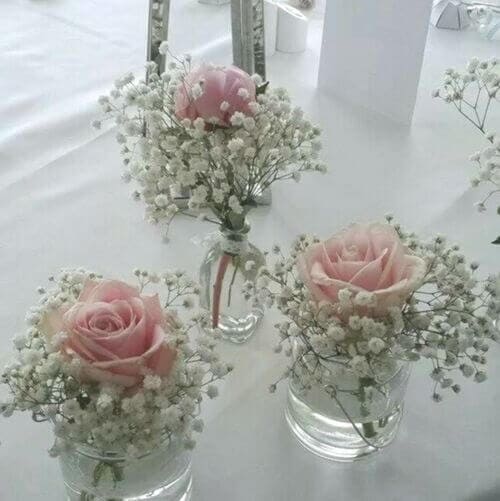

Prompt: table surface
xmin=1 ymin=1 xmax=499 ymax=500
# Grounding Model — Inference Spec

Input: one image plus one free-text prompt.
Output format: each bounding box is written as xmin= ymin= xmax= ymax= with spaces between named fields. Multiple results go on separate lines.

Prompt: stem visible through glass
xmin=79 ymin=460 xmax=124 ymax=501
xmin=212 ymin=253 xmax=232 ymax=328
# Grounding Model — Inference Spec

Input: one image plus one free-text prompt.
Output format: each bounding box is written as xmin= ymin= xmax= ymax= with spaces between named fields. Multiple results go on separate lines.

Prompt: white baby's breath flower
xmin=228 ymin=195 xmax=243 ymax=214
xmin=1 ymin=269 xmax=230 ymax=459
xmin=368 ymin=337 xmax=385 ymax=354
xmin=338 ymin=288 xmax=352 ymax=304
xmin=237 ymin=88 xmax=250 ymax=100
xmin=206 ymin=385 xmax=218 ymax=399
xmin=227 ymin=138 xmax=244 ymax=153
xmin=245 ymin=261 xmax=255 ymax=271
xmin=354 ymin=291 xmax=376 ymax=307
xmin=144 ymin=375 xmax=162 ymax=390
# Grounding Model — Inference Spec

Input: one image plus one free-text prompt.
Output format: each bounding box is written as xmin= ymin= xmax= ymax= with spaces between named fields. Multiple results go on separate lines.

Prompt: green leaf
xmin=92 ymin=461 xmax=107 ymax=487
xmin=256 ymin=81 xmax=269 ymax=95
xmin=492 ymin=236 xmax=500 ymax=245
xmin=76 ymin=393 xmax=91 ymax=409
xmin=111 ymin=464 xmax=124 ymax=485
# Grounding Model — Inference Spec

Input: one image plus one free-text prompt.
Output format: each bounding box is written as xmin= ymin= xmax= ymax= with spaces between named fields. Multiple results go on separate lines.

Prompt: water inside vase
xmin=286 ymin=357 xmax=411 ymax=461
xmin=199 ymin=230 xmax=265 ymax=343
xmin=59 ymin=438 xmax=192 ymax=500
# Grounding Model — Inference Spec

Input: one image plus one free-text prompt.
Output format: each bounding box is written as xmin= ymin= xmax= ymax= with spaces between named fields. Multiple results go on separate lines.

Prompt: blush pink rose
xmin=297 ymin=223 xmax=427 ymax=314
xmin=174 ymin=64 xmax=256 ymax=126
xmin=44 ymin=279 xmax=177 ymax=387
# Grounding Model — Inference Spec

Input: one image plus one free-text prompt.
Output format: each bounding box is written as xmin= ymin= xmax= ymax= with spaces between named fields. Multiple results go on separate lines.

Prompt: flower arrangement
xmin=96 ymin=48 xmax=325 ymax=340
xmin=434 ymin=57 xmax=500 ymax=243
xmin=1 ymin=268 xmax=231 ymax=495
xmin=251 ymin=218 xmax=499 ymax=453
xmin=97 ymin=46 xmax=325 ymax=237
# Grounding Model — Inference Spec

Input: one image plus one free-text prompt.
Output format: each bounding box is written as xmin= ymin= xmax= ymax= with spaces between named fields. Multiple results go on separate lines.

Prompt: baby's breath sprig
xmin=97 ymin=55 xmax=326 ymax=240
xmin=434 ymin=57 xmax=500 ymax=243
xmin=1 ymin=269 xmax=232 ymax=460
xmin=251 ymin=221 xmax=499 ymax=445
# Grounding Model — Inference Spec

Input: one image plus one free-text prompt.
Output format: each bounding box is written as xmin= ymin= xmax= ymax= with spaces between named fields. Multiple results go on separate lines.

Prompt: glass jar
xmin=199 ymin=225 xmax=265 ymax=343
xmin=59 ymin=436 xmax=192 ymax=500
xmin=285 ymin=351 xmax=411 ymax=462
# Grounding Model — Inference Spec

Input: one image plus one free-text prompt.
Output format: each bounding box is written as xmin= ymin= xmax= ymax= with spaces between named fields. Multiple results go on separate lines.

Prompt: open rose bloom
xmin=1 ymin=269 xmax=233 ymax=465
xmin=44 ymin=279 xmax=177 ymax=387
xmin=298 ymin=223 xmax=427 ymax=315
xmin=256 ymin=222 xmax=498 ymax=462
xmin=174 ymin=64 xmax=256 ymax=126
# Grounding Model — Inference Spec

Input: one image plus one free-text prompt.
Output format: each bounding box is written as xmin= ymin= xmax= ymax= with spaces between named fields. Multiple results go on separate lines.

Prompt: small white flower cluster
xmin=469 ymin=137 xmax=500 ymax=220
xmin=1 ymin=269 xmax=232 ymax=458
xmin=98 ymin=57 xmax=325 ymax=236
xmin=433 ymin=58 xmax=500 ymax=104
xmin=252 ymin=219 xmax=499 ymax=404
xmin=434 ymin=58 xmax=500 ymax=242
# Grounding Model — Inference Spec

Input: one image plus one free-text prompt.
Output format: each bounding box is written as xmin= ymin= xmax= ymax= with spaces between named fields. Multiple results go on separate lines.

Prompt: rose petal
xmin=147 ymin=327 xmax=177 ymax=376
xmin=91 ymin=326 xmax=176 ymax=379
xmin=142 ymin=294 xmax=166 ymax=335
xmin=95 ymin=315 xmax=147 ymax=359
xmin=88 ymin=312 xmax=124 ymax=334
xmin=80 ymin=363 xmax=139 ymax=387
xmin=334 ymin=258 xmax=369 ymax=283
xmin=69 ymin=331 xmax=121 ymax=361
xmin=349 ymin=249 xmax=387 ymax=290
xmin=78 ymin=280 xmax=100 ymax=302
xmin=402 ymin=254 xmax=427 ymax=285
xmin=297 ymin=256 xmax=335 ymax=303
xmin=111 ymin=300 xmax=134 ymax=326
xmin=64 ymin=335 xmax=101 ymax=362
xmin=175 ymin=64 xmax=255 ymax=126
xmin=70 ymin=303 xmax=120 ymax=334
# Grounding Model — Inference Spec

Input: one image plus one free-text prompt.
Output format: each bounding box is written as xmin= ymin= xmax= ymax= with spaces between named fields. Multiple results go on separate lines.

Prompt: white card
xmin=318 ymin=0 xmax=434 ymax=124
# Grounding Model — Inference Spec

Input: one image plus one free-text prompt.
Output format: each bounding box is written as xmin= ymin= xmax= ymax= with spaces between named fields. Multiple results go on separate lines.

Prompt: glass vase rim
xmin=60 ymin=433 xmax=178 ymax=462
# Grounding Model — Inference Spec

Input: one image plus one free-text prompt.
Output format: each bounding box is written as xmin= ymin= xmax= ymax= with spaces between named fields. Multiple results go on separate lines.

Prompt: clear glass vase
xmin=59 ymin=437 xmax=192 ymax=500
xmin=285 ymin=351 xmax=411 ymax=462
xmin=199 ymin=225 xmax=265 ymax=344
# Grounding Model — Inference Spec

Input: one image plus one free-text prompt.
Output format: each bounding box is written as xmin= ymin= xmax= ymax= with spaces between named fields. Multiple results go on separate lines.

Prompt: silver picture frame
xmin=146 ymin=0 xmax=170 ymax=74
xmin=231 ymin=0 xmax=266 ymax=79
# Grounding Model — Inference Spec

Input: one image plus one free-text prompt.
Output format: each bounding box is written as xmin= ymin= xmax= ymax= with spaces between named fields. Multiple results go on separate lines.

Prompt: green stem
xmin=85 ymin=460 xmax=124 ymax=501
xmin=211 ymin=253 xmax=232 ymax=328
xmin=331 ymin=393 xmax=380 ymax=451
xmin=359 ymin=377 xmax=378 ymax=439
xmin=378 ymin=416 xmax=389 ymax=428
xmin=361 ymin=421 xmax=377 ymax=438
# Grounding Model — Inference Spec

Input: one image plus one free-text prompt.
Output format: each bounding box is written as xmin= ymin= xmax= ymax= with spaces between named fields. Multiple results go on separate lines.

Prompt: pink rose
xmin=297 ymin=223 xmax=427 ymax=314
xmin=174 ymin=64 xmax=256 ymax=126
xmin=44 ymin=279 xmax=177 ymax=387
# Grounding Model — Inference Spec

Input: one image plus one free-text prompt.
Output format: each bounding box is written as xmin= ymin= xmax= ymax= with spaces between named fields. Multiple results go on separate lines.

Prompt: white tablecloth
xmin=1 ymin=1 xmax=499 ymax=500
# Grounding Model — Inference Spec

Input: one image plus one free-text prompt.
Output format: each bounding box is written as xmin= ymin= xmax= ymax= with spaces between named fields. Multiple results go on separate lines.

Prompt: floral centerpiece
xmin=434 ymin=57 xmax=500 ymax=243
xmin=250 ymin=218 xmax=499 ymax=461
xmin=97 ymin=45 xmax=325 ymax=343
xmin=1 ymin=268 xmax=232 ymax=500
